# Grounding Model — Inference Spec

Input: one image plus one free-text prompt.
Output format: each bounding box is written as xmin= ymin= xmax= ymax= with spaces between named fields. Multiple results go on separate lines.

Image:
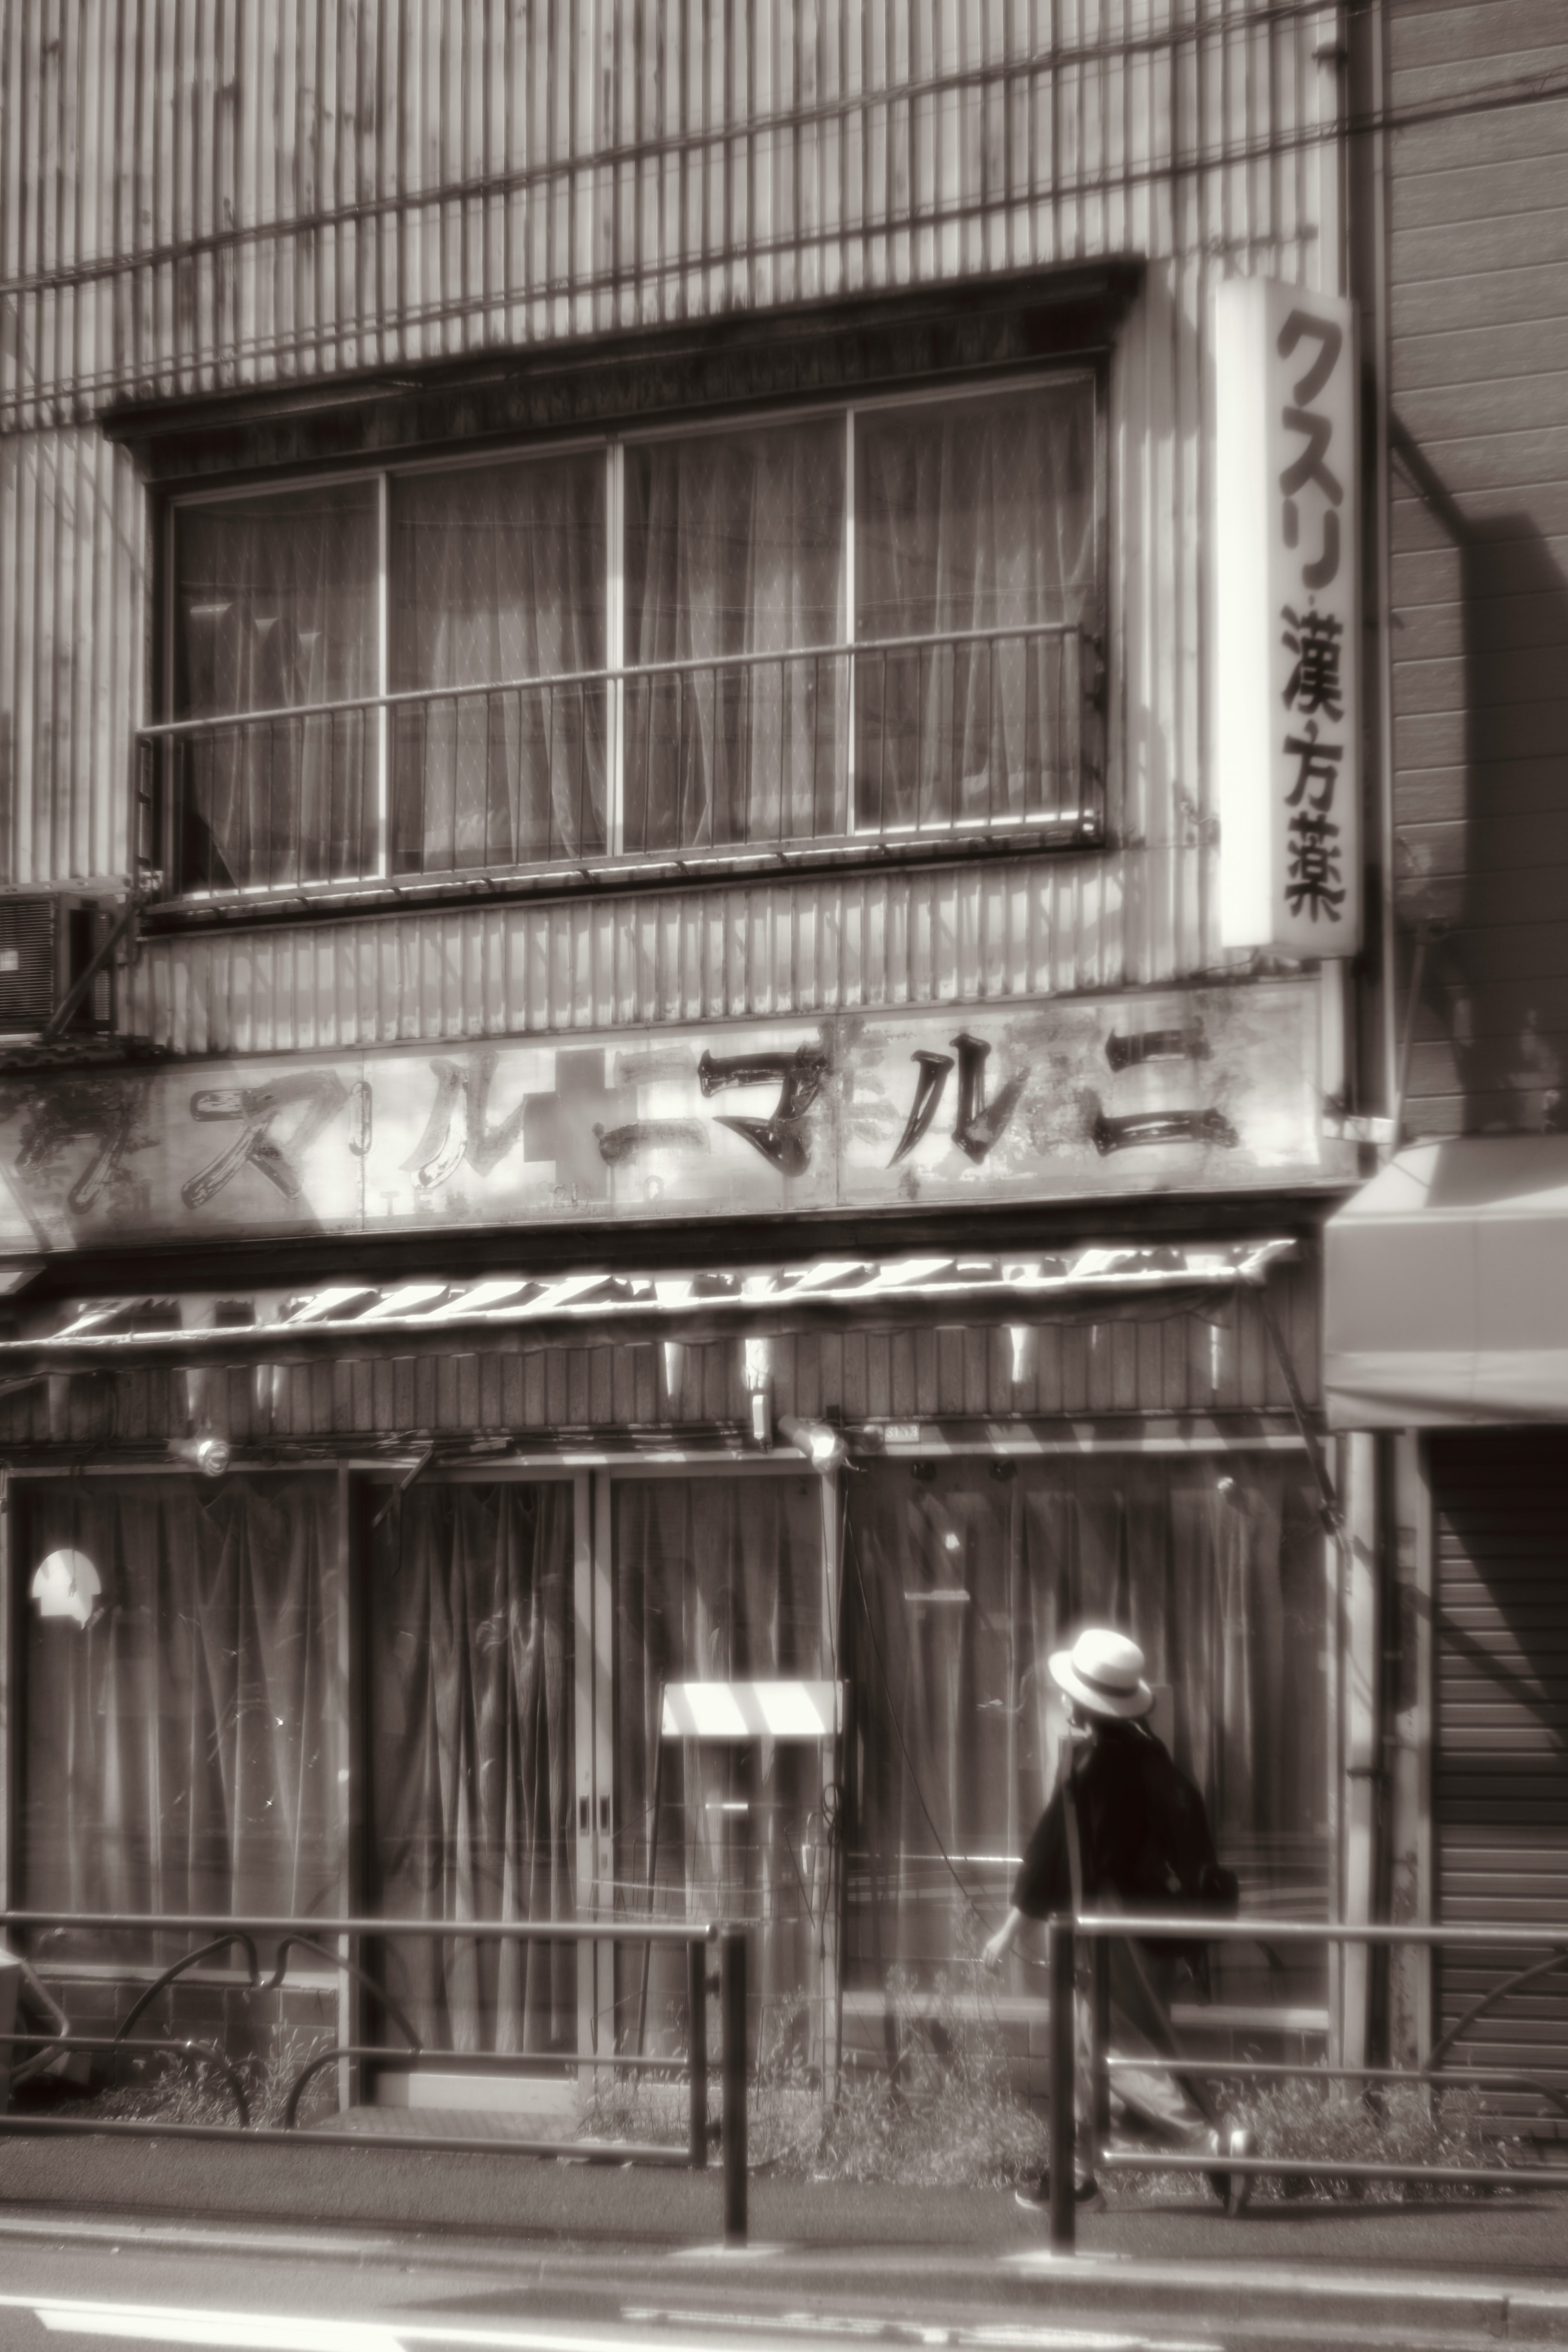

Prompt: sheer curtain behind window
xmin=390 ymin=457 xmax=607 ymax=874
xmin=623 ymin=423 xmax=845 ymax=851
xmin=368 ymin=1482 xmax=575 ymax=2053
xmin=846 ymin=1456 xmax=1325 ymax=1997
xmin=21 ymin=1477 xmax=343 ymax=1946
xmin=613 ymin=1476 xmax=824 ymax=2051
xmin=855 ymin=383 xmax=1097 ymax=828
xmin=174 ymin=486 xmax=378 ymax=890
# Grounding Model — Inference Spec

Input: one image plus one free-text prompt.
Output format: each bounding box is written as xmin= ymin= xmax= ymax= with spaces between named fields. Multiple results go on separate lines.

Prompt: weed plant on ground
xmin=581 ymin=1968 xmax=1539 ymax=2202
xmin=24 ymin=2025 xmax=338 ymax=2133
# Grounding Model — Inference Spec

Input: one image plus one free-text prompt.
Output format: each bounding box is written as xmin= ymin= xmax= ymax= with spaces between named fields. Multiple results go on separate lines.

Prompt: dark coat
xmin=1011 ymin=1717 xmax=1235 ymax=1967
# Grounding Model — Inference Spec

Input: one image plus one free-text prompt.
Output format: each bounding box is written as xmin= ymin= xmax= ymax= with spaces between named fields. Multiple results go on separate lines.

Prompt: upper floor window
xmin=151 ymin=374 xmax=1101 ymax=901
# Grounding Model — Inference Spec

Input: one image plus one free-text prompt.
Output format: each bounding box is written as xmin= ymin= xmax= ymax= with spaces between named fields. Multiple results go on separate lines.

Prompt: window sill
xmin=141 ymin=816 xmax=1107 ymax=934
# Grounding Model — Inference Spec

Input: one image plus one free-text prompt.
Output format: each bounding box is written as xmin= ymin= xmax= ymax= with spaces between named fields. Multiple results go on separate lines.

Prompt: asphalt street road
xmin=0 ymin=2229 xmax=1548 ymax=2352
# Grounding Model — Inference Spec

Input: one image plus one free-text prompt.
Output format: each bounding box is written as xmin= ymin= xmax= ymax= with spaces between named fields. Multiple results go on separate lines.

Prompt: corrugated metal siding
xmin=131 ymin=860 xmax=1136 ymax=1054
xmin=0 ymin=1254 xmax=1320 ymax=1447
xmin=0 ymin=1 xmax=1340 ymax=430
xmin=1388 ymin=0 xmax=1568 ymax=1139
xmin=1433 ymin=1431 xmax=1568 ymax=2115
xmin=0 ymin=426 xmax=139 ymax=886
xmin=0 ymin=0 xmax=1343 ymax=1001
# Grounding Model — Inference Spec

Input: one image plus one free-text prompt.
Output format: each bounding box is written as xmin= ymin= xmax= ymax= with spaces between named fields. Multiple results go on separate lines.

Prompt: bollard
xmin=688 ymin=1936 xmax=708 ymax=2170
xmin=721 ymin=1928 xmax=748 ymax=2246
xmin=1091 ymin=1931 xmax=1111 ymax=2163
xmin=1047 ymin=1916 xmax=1076 ymax=2254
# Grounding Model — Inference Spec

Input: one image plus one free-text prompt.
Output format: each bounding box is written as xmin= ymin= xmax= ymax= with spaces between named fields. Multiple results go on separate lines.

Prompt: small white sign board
xmin=661 ymin=1681 xmax=844 ymax=1741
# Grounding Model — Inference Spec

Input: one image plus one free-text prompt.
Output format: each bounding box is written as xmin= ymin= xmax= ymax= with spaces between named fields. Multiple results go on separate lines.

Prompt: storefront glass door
xmin=609 ymin=1469 xmax=830 ymax=2068
xmin=364 ymin=1477 xmax=577 ymax=2053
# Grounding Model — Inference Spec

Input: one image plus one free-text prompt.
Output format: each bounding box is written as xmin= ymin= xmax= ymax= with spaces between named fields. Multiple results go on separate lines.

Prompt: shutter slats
xmin=1434 ymin=1433 xmax=1568 ymax=2110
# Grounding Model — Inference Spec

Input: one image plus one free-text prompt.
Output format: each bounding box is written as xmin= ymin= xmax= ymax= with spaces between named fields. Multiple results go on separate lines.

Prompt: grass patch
xmin=582 ymin=1969 xmax=1541 ymax=2202
xmin=581 ymin=1965 xmax=1050 ymax=2189
xmin=22 ymin=2026 xmax=339 ymax=2133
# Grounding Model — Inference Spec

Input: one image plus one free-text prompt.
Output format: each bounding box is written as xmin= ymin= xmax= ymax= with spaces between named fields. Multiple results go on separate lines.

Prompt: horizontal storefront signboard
xmin=0 ymin=981 xmax=1350 ymax=1253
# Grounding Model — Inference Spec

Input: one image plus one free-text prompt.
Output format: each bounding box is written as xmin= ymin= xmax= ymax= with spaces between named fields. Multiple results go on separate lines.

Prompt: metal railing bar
xmin=1072 ymin=1915 xmax=1568 ymax=1949
xmin=153 ymin=811 xmax=1099 ymax=909
xmin=1101 ymin=2057 xmax=1568 ymax=2116
xmin=1098 ymin=2152 xmax=1568 ymax=2187
xmin=0 ymin=2115 xmax=693 ymax=2163
xmin=1044 ymin=1914 xmax=1568 ymax=2253
xmin=4 ymin=1910 xmax=719 ymax=1944
xmin=138 ymin=622 xmax=1087 ymax=740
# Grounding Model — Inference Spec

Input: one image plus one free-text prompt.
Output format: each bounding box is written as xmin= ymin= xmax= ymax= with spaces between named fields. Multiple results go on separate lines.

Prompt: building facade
xmin=1323 ymin=0 xmax=1568 ymax=2119
xmin=0 ymin=0 xmax=1420 ymax=2113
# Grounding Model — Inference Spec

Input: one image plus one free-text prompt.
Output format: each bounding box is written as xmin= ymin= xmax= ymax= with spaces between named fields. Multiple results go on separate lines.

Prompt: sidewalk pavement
xmin=6 ymin=2133 xmax=1568 ymax=2341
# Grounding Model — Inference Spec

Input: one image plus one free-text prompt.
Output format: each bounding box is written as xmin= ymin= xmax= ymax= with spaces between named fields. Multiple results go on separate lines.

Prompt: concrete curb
xmin=3 ymin=2209 xmax=1568 ymax=2340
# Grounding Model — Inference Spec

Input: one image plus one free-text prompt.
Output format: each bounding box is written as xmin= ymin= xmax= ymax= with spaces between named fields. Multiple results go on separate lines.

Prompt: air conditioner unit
xmin=0 ymin=896 xmax=61 ymax=1032
xmin=0 ymin=892 xmax=122 ymax=1038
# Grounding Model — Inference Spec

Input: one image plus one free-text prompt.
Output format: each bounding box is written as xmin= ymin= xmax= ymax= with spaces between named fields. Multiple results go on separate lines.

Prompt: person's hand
xmin=981 ymin=1926 xmax=1011 ymax=1969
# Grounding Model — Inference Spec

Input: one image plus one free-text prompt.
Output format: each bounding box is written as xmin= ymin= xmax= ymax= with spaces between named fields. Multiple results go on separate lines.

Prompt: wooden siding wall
xmin=0 ymin=1255 xmax=1321 ymax=1448
xmin=0 ymin=0 xmax=1342 ymax=1035
xmin=1388 ymin=0 xmax=1568 ymax=1138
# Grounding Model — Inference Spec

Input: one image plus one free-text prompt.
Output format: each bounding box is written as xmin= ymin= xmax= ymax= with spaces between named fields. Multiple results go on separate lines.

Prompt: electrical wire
xmin=4 ymin=10 xmax=1565 ymax=314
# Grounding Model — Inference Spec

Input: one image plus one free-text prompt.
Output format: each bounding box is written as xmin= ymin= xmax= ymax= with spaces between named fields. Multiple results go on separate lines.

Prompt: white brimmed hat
xmin=1049 ymin=1627 xmax=1154 ymax=1720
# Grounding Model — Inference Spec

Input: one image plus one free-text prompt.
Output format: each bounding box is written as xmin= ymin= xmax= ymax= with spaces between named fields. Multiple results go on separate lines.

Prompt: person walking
xmin=983 ymin=1627 xmax=1255 ymax=2214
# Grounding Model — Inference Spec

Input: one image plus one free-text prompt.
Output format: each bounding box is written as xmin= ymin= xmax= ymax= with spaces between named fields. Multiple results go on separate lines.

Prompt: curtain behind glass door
xmin=613 ymin=1474 xmax=825 ymax=2062
xmin=19 ymin=1476 xmax=343 ymax=1957
xmin=366 ymin=1480 xmax=575 ymax=2053
xmin=845 ymin=1455 xmax=1327 ymax=2010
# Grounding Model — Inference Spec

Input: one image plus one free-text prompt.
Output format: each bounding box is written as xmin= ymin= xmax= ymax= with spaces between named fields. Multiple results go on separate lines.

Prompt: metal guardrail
xmin=138 ymin=621 xmax=1098 ymax=896
xmin=0 ymin=1908 xmax=753 ymax=2247
xmin=1044 ymin=1913 xmax=1568 ymax=2254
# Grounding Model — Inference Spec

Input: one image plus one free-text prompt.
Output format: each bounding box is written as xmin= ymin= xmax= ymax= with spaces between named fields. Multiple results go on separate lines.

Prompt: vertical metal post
xmin=688 ymin=1935 xmax=708 ymax=2171
xmin=721 ymin=1928 xmax=748 ymax=2246
xmin=1047 ymin=1916 xmax=1076 ymax=2255
xmin=1091 ymin=1930 xmax=1111 ymax=2163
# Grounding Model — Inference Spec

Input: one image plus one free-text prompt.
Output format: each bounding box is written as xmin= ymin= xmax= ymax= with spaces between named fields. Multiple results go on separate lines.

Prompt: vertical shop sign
xmin=1214 ymin=277 xmax=1361 ymax=954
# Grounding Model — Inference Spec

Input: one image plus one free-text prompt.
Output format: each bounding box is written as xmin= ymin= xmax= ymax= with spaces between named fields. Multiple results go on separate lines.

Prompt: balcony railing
xmin=138 ymin=622 xmax=1100 ymax=903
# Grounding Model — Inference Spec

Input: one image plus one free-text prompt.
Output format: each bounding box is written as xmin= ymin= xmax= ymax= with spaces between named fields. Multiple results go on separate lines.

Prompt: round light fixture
xmin=31 ymin=1548 xmax=102 ymax=1627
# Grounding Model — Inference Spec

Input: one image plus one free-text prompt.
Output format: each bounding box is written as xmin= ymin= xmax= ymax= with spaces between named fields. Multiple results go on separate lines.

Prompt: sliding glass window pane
xmin=390 ymin=457 xmax=607 ymax=874
xmin=854 ymin=383 xmax=1096 ymax=831
xmin=172 ymin=484 xmax=377 ymax=889
xmin=623 ymin=420 xmax=845 ymax=852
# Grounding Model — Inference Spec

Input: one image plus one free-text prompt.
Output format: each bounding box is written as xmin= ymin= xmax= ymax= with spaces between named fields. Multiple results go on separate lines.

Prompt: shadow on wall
xmin=1391 ymin=418 xmax=1568 ymax=1137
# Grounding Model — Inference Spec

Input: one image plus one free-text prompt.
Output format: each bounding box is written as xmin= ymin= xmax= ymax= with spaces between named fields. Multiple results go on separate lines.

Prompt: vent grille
xmin=0 ymin=897 xmax=58 ymax=1030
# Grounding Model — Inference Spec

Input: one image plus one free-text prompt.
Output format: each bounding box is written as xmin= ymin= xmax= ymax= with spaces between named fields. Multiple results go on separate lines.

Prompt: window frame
xmin=148 ymin=367 xmax=1109 ymax=914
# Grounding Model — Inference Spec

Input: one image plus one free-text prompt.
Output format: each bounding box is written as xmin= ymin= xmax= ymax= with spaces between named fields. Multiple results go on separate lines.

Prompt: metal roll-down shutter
xmin=1434 ymin=1432 xmax=1568 ymax=2120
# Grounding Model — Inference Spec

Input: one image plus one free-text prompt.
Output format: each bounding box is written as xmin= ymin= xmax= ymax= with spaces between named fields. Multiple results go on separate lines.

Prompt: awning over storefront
xmin=1325 ymin=1137 xmax=1568 ymax=1428
xmin=2 ymin=1238 xmax=1295 ymax=1371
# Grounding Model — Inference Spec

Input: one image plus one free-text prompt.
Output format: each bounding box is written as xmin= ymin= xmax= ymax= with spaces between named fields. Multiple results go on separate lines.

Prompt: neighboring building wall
xmin=0 ymin=1 xmax=1344 ymax=1017
xmin=1388 ymin=0 xmax=1568 ymax=1139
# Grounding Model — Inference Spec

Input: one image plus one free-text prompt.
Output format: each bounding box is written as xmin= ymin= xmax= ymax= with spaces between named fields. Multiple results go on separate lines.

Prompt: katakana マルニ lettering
xmin=183 ymin=1072 xmax=350 ymax=1210
xmin=1282 ymin=606 xmax=1344 ymax=720
xmin=1283 ymin=721 xmax=1344 ymax=813
xmin=1285 ymin=808 xmax=1346 ymax=921
xmin=698 ymin=1043 xmax=829 ymax=1176
xmin=887 ymin=1033 xmax=1026 ymax=1166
